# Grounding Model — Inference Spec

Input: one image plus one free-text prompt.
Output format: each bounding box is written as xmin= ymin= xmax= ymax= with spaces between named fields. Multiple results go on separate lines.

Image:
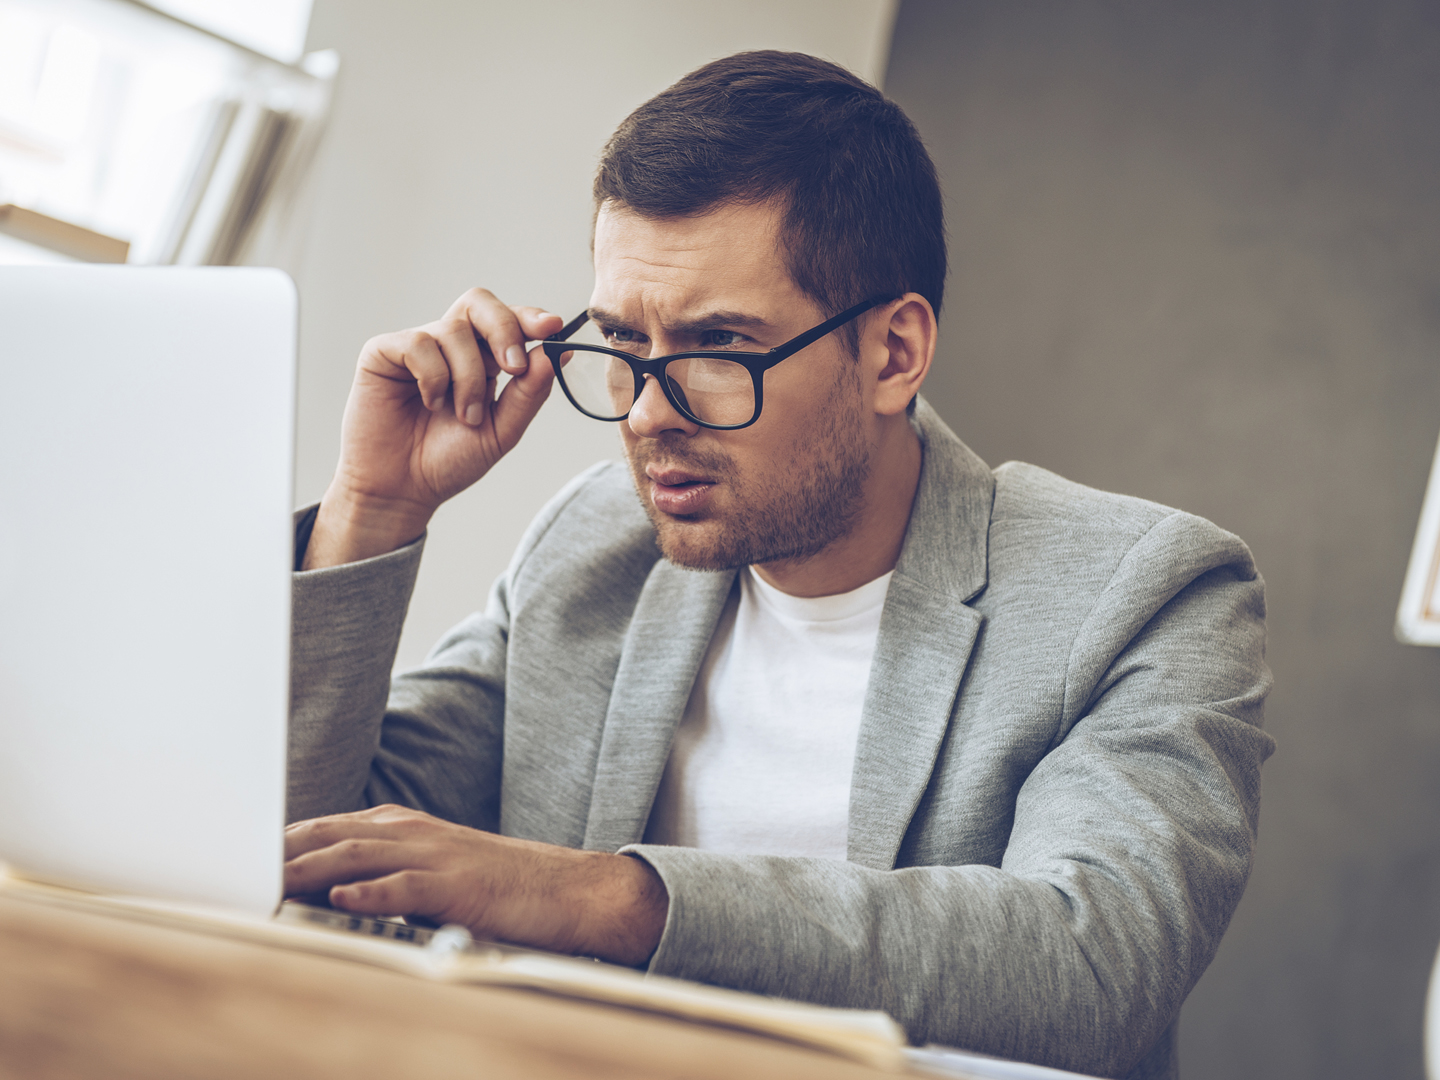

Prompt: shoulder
xmin=984 ymin=463 xmax=1255 ymax=639
xmin=990 ymin=461 xmax=1257 ymax=584
xmin=973 ymin=463 xmax=1268 ymax=736
xmin=994 ymin=460 xmax=1172 ymax=535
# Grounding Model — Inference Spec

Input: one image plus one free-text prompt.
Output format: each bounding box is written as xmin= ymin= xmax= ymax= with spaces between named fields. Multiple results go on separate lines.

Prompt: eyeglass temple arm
xmin=768 ymin=296 xmax=890 ymax=358
xmin=547 ymin=312 xmax=590 ymax=343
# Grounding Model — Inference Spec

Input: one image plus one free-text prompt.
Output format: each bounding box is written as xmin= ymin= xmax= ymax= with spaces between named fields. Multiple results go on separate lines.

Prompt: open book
xmin=0 ymin=865 xmax=907 ymax=1071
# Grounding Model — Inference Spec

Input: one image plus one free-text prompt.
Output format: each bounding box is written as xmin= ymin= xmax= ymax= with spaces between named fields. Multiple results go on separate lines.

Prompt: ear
xmin=864 ymin=293 xmax=936 ymax=417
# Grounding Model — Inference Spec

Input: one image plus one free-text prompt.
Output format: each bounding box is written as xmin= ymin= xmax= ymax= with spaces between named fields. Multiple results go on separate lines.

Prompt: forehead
xmin=590 ymin=201 xmax=805 ymax=318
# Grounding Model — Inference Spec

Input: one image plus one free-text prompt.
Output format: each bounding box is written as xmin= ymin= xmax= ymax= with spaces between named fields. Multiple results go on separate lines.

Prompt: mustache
xmin=629 ymin=436 xmax=736 ymax=481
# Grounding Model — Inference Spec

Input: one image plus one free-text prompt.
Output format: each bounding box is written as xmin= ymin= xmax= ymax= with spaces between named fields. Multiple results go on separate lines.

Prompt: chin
xmin=653 ymin=520 xmax=744 ymax=572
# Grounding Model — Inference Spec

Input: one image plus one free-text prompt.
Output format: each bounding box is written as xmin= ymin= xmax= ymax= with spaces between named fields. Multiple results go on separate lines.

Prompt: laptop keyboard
xmin=276 ymin=900 xmax=437 ymax=945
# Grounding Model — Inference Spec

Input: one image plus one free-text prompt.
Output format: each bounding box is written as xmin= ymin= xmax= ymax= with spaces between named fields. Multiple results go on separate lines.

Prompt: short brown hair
xmin=594 ymin=51 xmax=947 ymax=337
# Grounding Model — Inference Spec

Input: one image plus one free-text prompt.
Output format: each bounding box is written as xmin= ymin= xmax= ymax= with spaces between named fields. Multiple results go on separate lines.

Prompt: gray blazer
xmin=288 ymin=400 xmax=1273 ymax=1080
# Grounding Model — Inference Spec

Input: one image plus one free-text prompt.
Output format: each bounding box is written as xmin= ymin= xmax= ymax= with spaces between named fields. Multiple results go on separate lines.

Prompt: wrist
xmin=572 ymin=851 xmax=668 ymax=967
xmin=301 ymin=486 xmax=432 ymax=570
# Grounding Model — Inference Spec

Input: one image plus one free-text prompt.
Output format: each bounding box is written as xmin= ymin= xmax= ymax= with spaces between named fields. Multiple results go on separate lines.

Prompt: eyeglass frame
xmin=540 ymin=295 xmax=892 ymax=431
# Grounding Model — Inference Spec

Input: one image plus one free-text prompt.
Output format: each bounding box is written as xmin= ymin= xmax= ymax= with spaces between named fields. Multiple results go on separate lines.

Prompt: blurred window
xmin=0 ymin=0 xmax=333 ymax=265
xmin=145 ymin=0 xmax=315 ymax=64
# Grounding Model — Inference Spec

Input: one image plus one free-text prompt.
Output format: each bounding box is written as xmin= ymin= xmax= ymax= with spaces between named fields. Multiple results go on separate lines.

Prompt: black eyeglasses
xmin=541 ymin=296 xmax=890 ymax=431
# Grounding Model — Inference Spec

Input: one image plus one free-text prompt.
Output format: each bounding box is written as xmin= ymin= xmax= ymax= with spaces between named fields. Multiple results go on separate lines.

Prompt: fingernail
xmin=506 ymin=345 xmax=528 ymax=373
xmin=465 ymin=402 xmax=483 ymax=426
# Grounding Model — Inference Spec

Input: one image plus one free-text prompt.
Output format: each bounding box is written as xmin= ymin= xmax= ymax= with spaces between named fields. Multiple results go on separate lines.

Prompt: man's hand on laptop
xmin=303 ymin=291 xmax=563 ymax=570
xmin=282 ymin=804 xmax=669 ymax=966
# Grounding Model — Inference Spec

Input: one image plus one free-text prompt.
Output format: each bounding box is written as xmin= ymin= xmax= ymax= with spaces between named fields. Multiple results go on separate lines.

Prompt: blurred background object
xmin=0 ymin=203 xmax=128 ymax=261
xmin=0 ymin=0 xmax=335 ymax=266
xmin=1398 ymin=350 xmax=1440 ymax=1080
xmin=1429 ymin=949 xmax=1440 ymax=1079
xmin=1397 ymin=436 xmax=1440 ymax=645
xmin=143 ymin=0 xmax=315 ymax=63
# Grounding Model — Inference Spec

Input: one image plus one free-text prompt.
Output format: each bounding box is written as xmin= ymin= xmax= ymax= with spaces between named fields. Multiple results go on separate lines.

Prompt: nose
xmin=626 ymin=374 xmax=700 ymax=439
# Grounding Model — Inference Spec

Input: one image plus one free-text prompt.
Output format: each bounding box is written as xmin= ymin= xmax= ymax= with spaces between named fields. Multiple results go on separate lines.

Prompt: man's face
xmin=590 ymin=200 xmax=876 ymax=571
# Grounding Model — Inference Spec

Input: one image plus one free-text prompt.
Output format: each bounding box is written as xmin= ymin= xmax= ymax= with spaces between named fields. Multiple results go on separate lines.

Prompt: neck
xmin=752 ymin=415 xmax=922 ymax=598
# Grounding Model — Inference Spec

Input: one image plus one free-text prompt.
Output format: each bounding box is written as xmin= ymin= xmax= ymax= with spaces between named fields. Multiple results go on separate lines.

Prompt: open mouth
xmin=645 ymin=467 xmax=718 ymax=516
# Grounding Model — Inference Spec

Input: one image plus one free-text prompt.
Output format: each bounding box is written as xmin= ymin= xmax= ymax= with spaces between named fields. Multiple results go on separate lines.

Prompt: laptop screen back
xmin=0 ymin=266 xmax=295 ymax=916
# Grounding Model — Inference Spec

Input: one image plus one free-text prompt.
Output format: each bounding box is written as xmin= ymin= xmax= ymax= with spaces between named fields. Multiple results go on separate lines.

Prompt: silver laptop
xmin=0 ymin=265 xmax=295 ymax=917
xmin=0 ymin=267 xmax=521 ymax=947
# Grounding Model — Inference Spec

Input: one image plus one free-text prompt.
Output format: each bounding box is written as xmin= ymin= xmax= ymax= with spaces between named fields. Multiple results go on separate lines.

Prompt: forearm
xmin=287 ymin=531 xmax=425 ymax=822
xmin=624 ymin=848 xmax=1171 ymax=1077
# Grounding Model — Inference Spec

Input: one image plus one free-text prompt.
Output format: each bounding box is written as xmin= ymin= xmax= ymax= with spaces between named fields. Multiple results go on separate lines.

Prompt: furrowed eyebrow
xmin=586 ymin=308 xmax=775 ymax=336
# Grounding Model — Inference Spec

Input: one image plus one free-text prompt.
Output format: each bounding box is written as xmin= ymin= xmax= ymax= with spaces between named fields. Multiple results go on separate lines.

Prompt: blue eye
xmin=702 ymin=329 xmax=742 ymax=348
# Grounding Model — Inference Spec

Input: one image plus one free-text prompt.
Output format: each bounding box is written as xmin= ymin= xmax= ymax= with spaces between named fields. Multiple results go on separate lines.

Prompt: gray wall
xmin=885 ymin=2 xmax=1440 ymax=1077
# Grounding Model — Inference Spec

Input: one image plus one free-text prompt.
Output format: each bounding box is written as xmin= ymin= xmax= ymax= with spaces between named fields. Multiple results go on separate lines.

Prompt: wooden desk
xmin=0 ymin=893 xmax=901 ymax=1080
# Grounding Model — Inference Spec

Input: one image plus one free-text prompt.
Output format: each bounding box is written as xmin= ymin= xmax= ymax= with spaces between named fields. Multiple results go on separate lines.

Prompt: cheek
xmin=762 ymin=347 xmax=853 ymax=418
xmin=725 ymin=392 xmax=832 ymax=486
xmin=721 ymin=430 xmax=805 ymax=496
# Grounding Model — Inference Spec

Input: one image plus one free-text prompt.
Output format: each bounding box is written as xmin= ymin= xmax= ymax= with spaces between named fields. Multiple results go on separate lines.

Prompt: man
xmin=283 ymin=52 xmax=1273 ymax=1080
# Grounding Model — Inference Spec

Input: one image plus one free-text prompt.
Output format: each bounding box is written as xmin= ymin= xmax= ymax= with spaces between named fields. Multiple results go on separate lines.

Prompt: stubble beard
xmin=625 ymin=374 xmax=873 ymax=572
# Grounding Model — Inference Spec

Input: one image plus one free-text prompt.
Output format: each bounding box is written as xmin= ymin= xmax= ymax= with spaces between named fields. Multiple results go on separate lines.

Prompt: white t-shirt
xmin=643 ymin=566 xmax=893 ymax=860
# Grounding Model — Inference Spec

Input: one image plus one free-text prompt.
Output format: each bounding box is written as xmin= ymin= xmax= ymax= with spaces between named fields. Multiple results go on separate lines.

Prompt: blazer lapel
xmin=847 ymin=399 xmax=995 ymax=870
xmin=582 ymin=561 xmax=736 ymax=851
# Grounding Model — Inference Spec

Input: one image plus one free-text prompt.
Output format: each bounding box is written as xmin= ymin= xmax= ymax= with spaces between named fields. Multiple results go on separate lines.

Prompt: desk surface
xmin=0 ymin=892 xmax=904 ymax=1080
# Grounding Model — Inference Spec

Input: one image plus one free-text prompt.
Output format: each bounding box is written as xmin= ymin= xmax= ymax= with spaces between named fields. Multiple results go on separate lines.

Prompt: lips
xmin=645 ymin=465 xmax=717 ymax=517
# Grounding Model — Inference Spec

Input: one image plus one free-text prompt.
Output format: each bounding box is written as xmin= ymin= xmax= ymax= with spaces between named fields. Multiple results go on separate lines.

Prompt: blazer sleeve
xmin=286 ymin=466 xmax=612 ymax=827
xmin=623 ymin=514 xmax=1274 ymax=1080
xmin=286 ymin=531 xmax=429 ymax=823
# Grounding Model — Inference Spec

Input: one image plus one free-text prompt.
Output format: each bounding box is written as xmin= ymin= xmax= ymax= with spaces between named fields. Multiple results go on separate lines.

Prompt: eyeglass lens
xmin=555 ymin=348 xmax=756 ymax=427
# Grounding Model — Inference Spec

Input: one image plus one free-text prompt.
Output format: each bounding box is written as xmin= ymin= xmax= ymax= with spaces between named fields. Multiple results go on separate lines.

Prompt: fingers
xmin=370 ymin=319 xmax=490 ymax=427
xmin=364 ymin=329 xmax=453 ymax=413
xmin=329 ymin=869 xmax=444 ymax=919
xmin=445 ymin=296 xmax=562 ymax=454
xmin=362 ymin=294 xmax=564 ymax=432
xmin=489 ymin=342 xmax=557 ymax=455
xmin=284 ymin=805 xmax=485 ymax=926
xmin=510 ymin=306 xmax=565 ymax=350
xmin=443 ymin=290 xmax=561 ymax=378
xmin=441 ymin=300 xmax=563 ymax=429
xmin=284 ymin=837 xmax=417 ymax=898
xmin=424 ymin=316 xmax=493 ymax=427
xmin=284 ymin=804 xmax=432 ymax=860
